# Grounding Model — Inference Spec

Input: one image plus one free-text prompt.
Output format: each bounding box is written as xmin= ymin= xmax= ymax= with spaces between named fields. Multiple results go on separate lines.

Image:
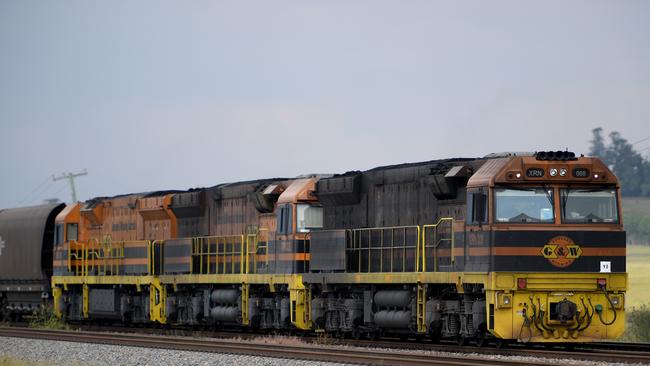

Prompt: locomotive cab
xmin=52 ymin=203 xmax=82 ymax=277
xmin=272 ymin=178 xmax=323 ymax=274
xmin=467 ymin=152 xmax=627 ymax=342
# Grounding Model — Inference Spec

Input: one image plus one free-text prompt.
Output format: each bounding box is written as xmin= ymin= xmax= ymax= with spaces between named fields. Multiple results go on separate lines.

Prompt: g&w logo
xmin=541 ymin=235 xmax=582 ymax=268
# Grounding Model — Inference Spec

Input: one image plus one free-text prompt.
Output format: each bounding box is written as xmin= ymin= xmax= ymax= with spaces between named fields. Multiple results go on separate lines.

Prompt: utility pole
xmin=52 ymin=169 xmax=87 ymax=202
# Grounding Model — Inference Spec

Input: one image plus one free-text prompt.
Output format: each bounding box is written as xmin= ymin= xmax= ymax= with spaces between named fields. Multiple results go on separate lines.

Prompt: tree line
xmin=589 ymin=127 xmax=650 ymax=197
xmin=589 ymin=128 xmax=650 ymax=244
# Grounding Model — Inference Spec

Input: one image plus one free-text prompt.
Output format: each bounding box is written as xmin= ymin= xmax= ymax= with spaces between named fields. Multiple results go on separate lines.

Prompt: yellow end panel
xmin=608 ymin=273 xmax=627 ymax=290
xmin=496 ymin=274 xmax=514 ymax=289
xmin=487 ymin=272 xmax=627 ymax=342
xmin=488 ymin=289 xmax=626 ymax=342
xmin=489 ymin=273 xmax=628 ymax=292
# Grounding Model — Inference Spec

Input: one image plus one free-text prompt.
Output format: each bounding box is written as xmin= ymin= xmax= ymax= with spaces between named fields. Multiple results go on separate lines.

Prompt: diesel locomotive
xmin=0 ymin=151 xmax=627 ymax=344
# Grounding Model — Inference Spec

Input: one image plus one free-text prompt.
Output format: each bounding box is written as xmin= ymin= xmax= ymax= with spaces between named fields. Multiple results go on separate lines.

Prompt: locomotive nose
xmin=554 ymin=298 xmax=578 ymax=323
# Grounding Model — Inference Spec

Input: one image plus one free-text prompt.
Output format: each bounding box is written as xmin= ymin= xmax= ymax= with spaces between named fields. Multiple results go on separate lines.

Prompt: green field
xmin=623 ymin=197 xmax=650 ymax=308
xmin=627 ymin=245 xmax=650 ymax=308
xmin=623 ymin=197 xmax=650 ymax=216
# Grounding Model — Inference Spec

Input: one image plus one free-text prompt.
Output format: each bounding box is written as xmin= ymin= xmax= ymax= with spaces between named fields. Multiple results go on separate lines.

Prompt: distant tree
xmin=588 ymin=128 xmax=650 ymax=197
xmin=589 ymin=127 xmax=608 ymax=163
xmin=641 ymin=159 xmax=650 ymax=197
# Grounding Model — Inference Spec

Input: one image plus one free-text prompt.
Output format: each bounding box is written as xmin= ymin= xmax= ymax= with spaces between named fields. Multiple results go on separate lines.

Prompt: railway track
xmin=0 ymin=326 xmax=543 ymax=366
xmin=66 ymin=323 xmax=650 ymax=364
xmin=2 ymin=326 xmax=650 ymax=366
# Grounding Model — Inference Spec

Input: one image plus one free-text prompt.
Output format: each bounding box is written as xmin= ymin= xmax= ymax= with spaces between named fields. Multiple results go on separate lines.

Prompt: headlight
xmin=560 ymin=168 xmax=567 ymax=177
xmin=550 ymin=168 xmax=558 ymax=177
xmin=497 ymin=293 xmax=513 ymax=309
xmin=610 ymin=295 xmax=624 ymax=309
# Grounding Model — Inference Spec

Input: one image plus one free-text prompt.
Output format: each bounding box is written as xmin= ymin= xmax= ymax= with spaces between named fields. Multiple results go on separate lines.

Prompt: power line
xmin=34 ymin=180 xmax=66 ymax=204
xmin=49 ymin=182 xmax=69 ymax=198
xmin=631 ymin=136 xmax=650 ymax=145
xmin=15 ymin=176 xmax=53 ymax=206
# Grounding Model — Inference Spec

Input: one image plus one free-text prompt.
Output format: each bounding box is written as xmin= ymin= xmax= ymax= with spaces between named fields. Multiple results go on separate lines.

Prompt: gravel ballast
xmin=0 ymin=335 xmax=645 ymax=366
xmin=0 ymin=336 xmax=351 ymax=366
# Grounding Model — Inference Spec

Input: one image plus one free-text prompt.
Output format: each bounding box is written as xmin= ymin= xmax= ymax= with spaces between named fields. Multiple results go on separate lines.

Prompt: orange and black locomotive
xmin=0 ymin=151 xmax=626 ymax=344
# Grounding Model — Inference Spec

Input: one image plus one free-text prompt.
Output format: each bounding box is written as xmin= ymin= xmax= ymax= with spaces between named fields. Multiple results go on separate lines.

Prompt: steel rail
xmin=4 ymin=324 xmax=650 ymax=365
xmin=0 ymin=327 xmax=549 ymax=366
xmin=352 ymin=338 xmax=650 ymax=365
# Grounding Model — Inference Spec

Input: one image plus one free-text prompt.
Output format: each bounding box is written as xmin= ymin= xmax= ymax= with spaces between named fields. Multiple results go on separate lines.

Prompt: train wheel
xmin=429 ymin=321 xmax=442 ymax=343
xmin=476 ymin=333 xmax=486 ymax=347
xmin=475 ymin=324 xmax=488 ymax=347
xmin=370 ymin=330 xmax=381 ymax=340
xmin=495 ymin=339 xmax=509 ymax=349
xmin=457 ymin=336 xmax=467 ymax=346
xmin=352 ymin=329 xmax=361 ymax=340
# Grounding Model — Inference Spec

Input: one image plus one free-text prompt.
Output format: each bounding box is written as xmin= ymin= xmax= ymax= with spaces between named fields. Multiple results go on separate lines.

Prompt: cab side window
xmin=466 ymin=189 xmax=488 ymax=224
xmin=54 ymin=223 xmax=64 ymax=245
xmin=66 ymin=223 xmax=78 ymax=241
xmin=276 ymin=204 xmax=293 ymax=235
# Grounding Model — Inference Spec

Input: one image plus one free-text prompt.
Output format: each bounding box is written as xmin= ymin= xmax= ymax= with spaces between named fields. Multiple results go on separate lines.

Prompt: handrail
xmin=85 ymin=238 xmax=100 ymax=276
xmin=67 ymin=240 xmax=73 ymax=273
xmin=245 ymin=228 xmax=269 ymax=275
xmin=77 ymin=237 xmax=128 ymax=276
xmin=148 ymin=240 xmax=152 ymax=275
xmin=151 ymin=240 xmax=163 ymax=276
xmin=344 ymin=220 xmax=455 ymax=273
xmin=67 ymin=240 xmax=86 ymax=276
xmin=191 ymin=235 xmax=244 ymax=275
xmin=421 ymin=217 xmax=454 ymax=272
xmin=347 ymin=225 xmax=420 ymax=273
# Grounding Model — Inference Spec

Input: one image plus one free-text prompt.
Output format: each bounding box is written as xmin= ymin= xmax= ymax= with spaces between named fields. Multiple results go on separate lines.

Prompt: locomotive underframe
xmin=51 ymin=271 xmax=626 ymax=342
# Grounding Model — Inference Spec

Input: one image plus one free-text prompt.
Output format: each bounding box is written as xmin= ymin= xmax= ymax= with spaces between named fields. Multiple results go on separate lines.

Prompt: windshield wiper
xmin=561 ymin=189 xmax=570 ymax=219
xmin=542 ymin=184 xmax=553 ymax=207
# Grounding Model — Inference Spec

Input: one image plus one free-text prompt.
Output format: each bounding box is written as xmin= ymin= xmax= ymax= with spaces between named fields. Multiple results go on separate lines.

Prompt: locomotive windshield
xmin=494 ymin=187 xmax=554 ymax=223
xmin=560 ymin=187 xmax=618 ymax=223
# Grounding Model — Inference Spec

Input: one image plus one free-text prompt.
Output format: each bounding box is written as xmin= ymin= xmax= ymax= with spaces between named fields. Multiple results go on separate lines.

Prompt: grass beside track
xmin=627 ymin=244 xmax=650 ymax=308
xmin=0 ymin=356 xmax=46 ymax=366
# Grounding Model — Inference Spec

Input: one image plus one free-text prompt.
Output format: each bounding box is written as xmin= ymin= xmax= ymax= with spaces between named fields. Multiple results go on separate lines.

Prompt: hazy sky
xmin=1 ymin=1 xmax=649 ymax=208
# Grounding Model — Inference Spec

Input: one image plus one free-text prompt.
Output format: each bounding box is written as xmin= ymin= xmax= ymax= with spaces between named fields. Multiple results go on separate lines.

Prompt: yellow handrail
xmin=347 ymin=225 xmax=420 ymax=273
xmin=421 ymin=217 xmax=454 ymax=272
xmin=191 ymin=235 xmax=244 ymax=275
xmin=67 ymin=239 xmax=86 ymax=276
xmin=151 ymin=240 xmax=163 ymax=276
xmin=85 ymin=238 xmax=100 ymax=275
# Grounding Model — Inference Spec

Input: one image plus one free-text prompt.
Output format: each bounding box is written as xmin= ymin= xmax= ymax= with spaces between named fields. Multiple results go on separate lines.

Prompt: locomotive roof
xmin=326 ymin=157 xmax=480 ymax=178
xmin=84 ymin=190 xmax=183 ymax=207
